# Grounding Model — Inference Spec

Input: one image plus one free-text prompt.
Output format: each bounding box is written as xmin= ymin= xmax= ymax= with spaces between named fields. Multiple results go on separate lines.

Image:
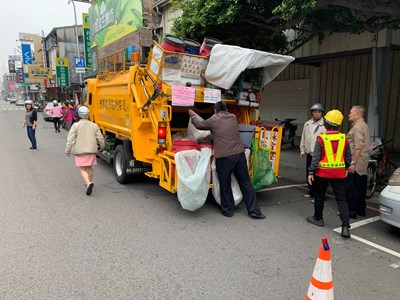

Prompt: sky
xmin=0 ymin=0 xmax=90 ymax=76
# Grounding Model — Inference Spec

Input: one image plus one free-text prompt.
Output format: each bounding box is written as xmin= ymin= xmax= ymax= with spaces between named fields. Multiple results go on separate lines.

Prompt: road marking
xmin=333 ymin=217 xmax=400 ymax=259
xmin=347 ymin=216 xmax=381 ymax=229
xmin=259 ymin=184 xmax=307 ymax=192
xmin=300 ymin=186 xmax=380 ymax=212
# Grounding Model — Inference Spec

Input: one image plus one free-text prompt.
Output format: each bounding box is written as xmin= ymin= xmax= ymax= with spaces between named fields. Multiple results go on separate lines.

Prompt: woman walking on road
xmin=22 ymin=100 xmax=37 ymax=150
xmin=65 ymin=106 xmax=105 ymax=195
xmin=51 ymin=100 xmax=63 ymax=132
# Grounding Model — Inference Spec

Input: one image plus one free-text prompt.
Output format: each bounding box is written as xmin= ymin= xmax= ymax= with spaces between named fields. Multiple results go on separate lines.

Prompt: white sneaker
xmin=310 ymin=199 xmax=315 ymax=203
xmin=303 ymin=193 xmax=311 ymax=198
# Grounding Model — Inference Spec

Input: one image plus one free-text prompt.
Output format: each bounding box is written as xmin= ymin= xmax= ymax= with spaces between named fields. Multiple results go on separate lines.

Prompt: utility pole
xmin=68 ymin=0 xmax=83 ymax=85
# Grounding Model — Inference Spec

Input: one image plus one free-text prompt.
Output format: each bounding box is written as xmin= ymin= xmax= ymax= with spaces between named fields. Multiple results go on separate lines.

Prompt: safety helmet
xmin=77 ymin=105 xmax=90 ymax=119
xmin=310 ymin=103 xmax=324 ymax=112
xmin=24 ymin=100 xmax=33 ymax=105
xmin=53 ymin=100 xmax=58 ymax=105
xmin=324 ymin=109 xmax=344 ymax=127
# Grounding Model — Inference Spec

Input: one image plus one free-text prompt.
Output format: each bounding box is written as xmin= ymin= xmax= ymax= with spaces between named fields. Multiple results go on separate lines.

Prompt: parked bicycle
xmin=366 ymin=137 xmax=399 ymax=198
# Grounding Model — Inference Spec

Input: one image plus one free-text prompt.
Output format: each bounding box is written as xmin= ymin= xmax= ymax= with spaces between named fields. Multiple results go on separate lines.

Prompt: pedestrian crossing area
xmin=0 ymin=104 xmax=25 ymax=110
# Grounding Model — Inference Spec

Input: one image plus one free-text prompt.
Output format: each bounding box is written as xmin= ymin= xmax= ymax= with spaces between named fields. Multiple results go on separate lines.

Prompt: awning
xmin=205 ymin=44 xmax=295 ymax=90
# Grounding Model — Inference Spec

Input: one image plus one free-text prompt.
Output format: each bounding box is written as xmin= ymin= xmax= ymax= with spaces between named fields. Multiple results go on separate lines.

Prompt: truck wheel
xmin=114 ymin=145 xmax=130 ymax=184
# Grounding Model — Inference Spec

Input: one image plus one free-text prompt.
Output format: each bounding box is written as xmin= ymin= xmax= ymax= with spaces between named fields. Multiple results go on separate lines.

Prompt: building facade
xmin=44 ymin=25 xmax=84 ymax=102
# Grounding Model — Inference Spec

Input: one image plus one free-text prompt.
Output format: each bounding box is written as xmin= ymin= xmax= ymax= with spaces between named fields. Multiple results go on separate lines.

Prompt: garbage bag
xmin=175 ymin=148 xmax=212 ymax=211
xmin=211 ymin=157 xmax=243 ymax=206
xmin=187 ymin=115 xmax=212 ymax=141
xmin=252 ymin=138 xmax=276 ymax=191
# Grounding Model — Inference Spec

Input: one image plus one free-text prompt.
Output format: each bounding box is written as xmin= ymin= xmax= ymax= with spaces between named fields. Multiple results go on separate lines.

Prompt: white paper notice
xmin=203 ymin=88 xmax=221 ymax=104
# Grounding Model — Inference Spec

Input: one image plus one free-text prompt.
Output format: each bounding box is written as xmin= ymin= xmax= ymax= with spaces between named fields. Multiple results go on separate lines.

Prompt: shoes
xmin=358 ymin=211 xmax=366 ymax=217
xmin=249 ymin=213 xmax=266 ymax=219
xmin=310 ymin=199 xmax=315 ymax=203
xmin=86 ymin=182 xmax=94 ymax=195
xmin=306 ymin=216 xmax=324 ymax=227
xmin=349 ymin=214 xmax=358 ymax=219
xmin=29 ymin=147 xmax=37 ymax=151
xmin=341 ymin=226 xmax=351 ymax=238
xmin=303 ymin=194 xmax=311 ymax=198
xmin=221 ymin=211 xmax=233 ymax=218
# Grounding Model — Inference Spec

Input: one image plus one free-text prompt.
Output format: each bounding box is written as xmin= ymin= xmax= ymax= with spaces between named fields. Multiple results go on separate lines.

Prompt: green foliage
xmin=273 ymin=0 xmax=316 ymax=21
xmin=170 ymin=0 xmax=400 ymax=53
xmin=171 ymin=0 xmax=289 ymax=53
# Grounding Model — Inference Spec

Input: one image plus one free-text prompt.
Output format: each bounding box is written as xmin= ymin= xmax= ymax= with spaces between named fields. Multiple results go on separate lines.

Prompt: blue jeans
xmin=27 ymin=126 xmax=37 ymax=149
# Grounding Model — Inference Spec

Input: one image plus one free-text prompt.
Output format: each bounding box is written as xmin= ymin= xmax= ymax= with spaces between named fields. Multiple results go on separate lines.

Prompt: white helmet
xmin=25 ymin=100 xmax=33 ymax=105
xmin=78 ymin=105 xmax=90 ymax=119
xmin=53 ymin=100 xmax=58 ymax=105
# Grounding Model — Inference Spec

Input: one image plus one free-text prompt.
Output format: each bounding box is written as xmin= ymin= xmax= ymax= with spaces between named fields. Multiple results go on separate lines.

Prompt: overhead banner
xmin=21 ymin=44 xmax=33 ymax=65
xmin=56 ymin=58 xmax=70 ymax=87
xmin=16 ymin=68 xmax=24 ymax=83
xmin=8 ymin=59 xmax=16 ymax=73
xmin=88 ymin=0 xmax=143 ymax=49
xmin=82 ymin=13 xmax=92 ymax=69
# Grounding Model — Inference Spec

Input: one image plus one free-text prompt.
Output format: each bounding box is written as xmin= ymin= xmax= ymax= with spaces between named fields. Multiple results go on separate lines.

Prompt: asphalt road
xmin=1 ymin=101 xmax=399 ymax=300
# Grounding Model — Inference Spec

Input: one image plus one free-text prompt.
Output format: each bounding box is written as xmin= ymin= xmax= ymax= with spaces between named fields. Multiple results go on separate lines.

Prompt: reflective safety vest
xmin=319 ymin=133 xmax=346 ymax=168
xmin=316 ymin=133 xmax=347 ymax=178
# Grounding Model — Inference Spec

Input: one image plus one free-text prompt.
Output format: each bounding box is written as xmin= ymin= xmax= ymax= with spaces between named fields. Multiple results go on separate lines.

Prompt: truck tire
xmin=113 ymin=145 xmax=131 ymax=184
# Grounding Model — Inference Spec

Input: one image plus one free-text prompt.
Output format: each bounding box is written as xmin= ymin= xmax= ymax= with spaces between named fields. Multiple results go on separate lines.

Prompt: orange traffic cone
xmin=305 ymin=238 xmax=334 ymax=300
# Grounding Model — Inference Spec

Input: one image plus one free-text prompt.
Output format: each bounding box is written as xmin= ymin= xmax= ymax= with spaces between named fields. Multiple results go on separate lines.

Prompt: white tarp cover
xmin=204 ymin=44 xmax=295 ymax=90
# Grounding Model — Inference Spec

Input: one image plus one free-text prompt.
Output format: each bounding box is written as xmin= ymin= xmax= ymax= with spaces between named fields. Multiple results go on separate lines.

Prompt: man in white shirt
xmin=300 ymin=103 xmax=326 ymax=201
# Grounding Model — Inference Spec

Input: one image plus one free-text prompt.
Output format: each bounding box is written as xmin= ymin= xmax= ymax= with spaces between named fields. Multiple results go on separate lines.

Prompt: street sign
xmin=75 ymin=57 xmax=86 ymax=73
xmin=56 ymin=58 xmax=70 ymax=87
xmin=82 ymin=13 xmax=92 ymax=69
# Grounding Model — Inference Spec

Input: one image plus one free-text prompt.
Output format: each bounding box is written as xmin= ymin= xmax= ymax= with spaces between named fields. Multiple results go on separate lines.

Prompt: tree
xmin=170 ymin=0 xmax=400 ymax=54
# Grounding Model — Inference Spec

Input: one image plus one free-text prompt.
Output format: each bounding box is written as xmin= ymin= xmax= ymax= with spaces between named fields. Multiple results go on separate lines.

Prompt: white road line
xmin=346 ymin=216 xmax=381 ymax=229
xmin=333 ymin=217 xmax=400 ymax=259
xmin=258 ymin=183 xmax=307 ymax=192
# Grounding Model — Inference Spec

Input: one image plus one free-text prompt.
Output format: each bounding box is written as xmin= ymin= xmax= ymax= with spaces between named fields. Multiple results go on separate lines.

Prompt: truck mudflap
xmin=157 ymin=150 xmax=177 ymax=193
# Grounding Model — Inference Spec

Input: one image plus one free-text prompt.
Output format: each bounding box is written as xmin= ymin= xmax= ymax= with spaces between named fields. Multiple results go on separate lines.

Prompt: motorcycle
xmin=275 ymin=118 xmax=298 ymax=147
xmin=33 ymin=101 xmax=44 ymax=112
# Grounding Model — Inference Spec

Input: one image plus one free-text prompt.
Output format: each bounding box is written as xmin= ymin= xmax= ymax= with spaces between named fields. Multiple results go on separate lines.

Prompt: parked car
xmin=43 ymin=102 xmax=55 ymax=121
xmin=16 ymin=99 xmax=25 ymax=106
xmin=9 ymin=97 xmax=16 ymax=104
xmin=379 ymin=167 xmax=400 ymax=229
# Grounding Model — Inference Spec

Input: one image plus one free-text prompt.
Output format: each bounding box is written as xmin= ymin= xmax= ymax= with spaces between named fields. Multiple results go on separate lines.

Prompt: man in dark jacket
xmin=188 ymin=101 xmax=265 ymax=219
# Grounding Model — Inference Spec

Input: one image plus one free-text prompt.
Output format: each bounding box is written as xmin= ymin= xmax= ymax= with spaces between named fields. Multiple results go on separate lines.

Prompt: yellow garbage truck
xmin=84 ymin=41 xmax=294 ymax=193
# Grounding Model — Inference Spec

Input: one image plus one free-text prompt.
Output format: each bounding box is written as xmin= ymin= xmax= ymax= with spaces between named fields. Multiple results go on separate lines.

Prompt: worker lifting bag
xmin=187 ymin=115 xmax=212 ymax=141
xmin=175 ymin=148 xmax=212 ymax=211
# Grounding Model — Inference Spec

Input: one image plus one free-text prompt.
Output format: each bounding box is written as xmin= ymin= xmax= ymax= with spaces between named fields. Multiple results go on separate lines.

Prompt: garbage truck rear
xmin=84 ymin=41 xmax=294 ymax=193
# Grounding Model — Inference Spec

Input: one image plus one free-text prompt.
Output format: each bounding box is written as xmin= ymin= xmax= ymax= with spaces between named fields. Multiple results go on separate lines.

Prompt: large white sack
xmin=175 ymin=148 xmax=212 ymax=211
xmin=211 ymin=157 xmax=243 ymax=206
xmin=187 ymin=115 xmax=212 ymax=141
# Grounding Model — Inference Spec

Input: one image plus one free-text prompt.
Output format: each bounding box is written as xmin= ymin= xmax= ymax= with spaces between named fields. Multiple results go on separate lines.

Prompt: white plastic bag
xmin=211 ymin=157 xmax=243 ymax=206
xmin=175 ymin=148 xmax=212 ymax=211
xmin=187 ymin=115 xmax=212 ymax=141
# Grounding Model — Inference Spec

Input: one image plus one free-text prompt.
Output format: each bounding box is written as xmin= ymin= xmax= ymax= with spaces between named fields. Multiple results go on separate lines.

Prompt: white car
xmin=379 ymin=167 xmax=400 ymax=228
xmin=16 ymin=99 xmax=25 ymax=106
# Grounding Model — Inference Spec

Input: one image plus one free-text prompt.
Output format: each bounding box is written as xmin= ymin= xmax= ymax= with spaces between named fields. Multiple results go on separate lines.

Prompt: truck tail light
xmin=158 ymin=123 xmax=166 ymax=143
xmin=157 ymin=82 xmax=162 ymax=90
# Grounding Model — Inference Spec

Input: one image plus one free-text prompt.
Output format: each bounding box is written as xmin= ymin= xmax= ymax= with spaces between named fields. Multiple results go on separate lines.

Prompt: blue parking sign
xmin=75 ymin=57 xmax=86 ymax=73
